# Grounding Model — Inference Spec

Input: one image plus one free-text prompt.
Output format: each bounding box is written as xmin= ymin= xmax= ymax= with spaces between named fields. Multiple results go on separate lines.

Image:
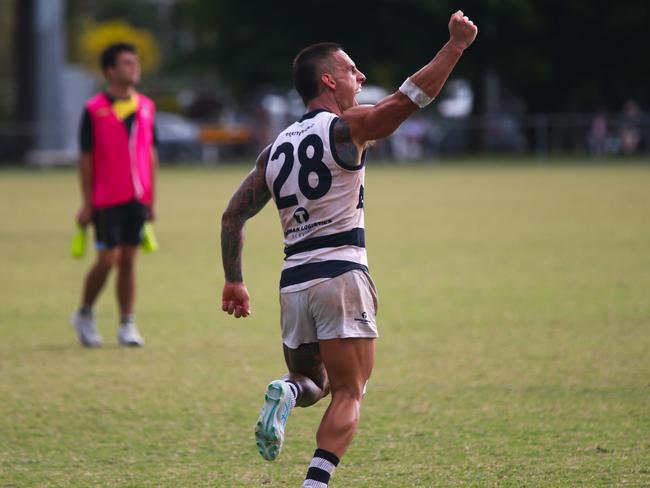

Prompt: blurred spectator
xmin=619 ymin=100 xmax=642 ymax=154
xmin=484 ymin=113 xmax=527 ymax=152
xmin=392 ymin=116 xmax=429 ymax=160
xmin=389 ymin=115 xmax=442 ymax=161
xmin=587 ymin=111 xmax=609 ymax=156
xmin=252 ymin=105 xmax=273 ymax=153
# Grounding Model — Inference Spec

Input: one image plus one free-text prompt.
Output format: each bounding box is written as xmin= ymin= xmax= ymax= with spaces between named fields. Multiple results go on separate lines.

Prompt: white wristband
xmin=398 ymin=77 xmax=434 ymax=108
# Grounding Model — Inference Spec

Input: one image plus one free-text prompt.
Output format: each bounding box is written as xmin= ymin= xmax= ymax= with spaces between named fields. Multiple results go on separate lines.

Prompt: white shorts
xmin=280 ymin=269 xmax=379 ymax=349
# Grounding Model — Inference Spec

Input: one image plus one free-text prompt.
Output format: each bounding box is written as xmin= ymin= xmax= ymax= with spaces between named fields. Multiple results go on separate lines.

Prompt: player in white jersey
xmin=265 ymin=108 xmax=369 ymax=294
xmin=221 ymin=11 xmax=477 ymax=487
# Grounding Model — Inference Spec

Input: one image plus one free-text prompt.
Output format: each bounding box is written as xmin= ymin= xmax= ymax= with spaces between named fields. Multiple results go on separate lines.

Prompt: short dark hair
xmin=292 ymin=42 xmax=342 ymax=105
xmin=100 ymin=42 xmax=137 ymax=71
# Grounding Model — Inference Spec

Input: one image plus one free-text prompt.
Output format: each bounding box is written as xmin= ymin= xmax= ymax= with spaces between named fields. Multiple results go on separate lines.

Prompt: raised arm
xmin=220 ymin=146 xmax=272 ymax=318
xmin=342 ymin=10 xmax=478 ymax=147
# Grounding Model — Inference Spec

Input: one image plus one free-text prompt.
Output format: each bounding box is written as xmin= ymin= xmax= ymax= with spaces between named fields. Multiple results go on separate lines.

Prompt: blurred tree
xmin=172 ymin=0 xmax=452 ymax=95
xmin=467 ymin=0 xmax=649 ymax=112
xmin=170 ymin=0 xmax=648 ymax=112
xmin=13 ymin=0 xmax=36 ymax=154
xmin=77 ymin=19 xmax=162 ymax=75
xmin=0 ymin=0 xmax=16 ymax=120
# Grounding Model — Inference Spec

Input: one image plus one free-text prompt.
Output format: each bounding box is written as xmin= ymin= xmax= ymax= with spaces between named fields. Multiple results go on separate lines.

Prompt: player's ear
xmin=103 ymin=66 xmax=114 ymax=81
xmin=321 ymin=73 xmax=336 ymax=90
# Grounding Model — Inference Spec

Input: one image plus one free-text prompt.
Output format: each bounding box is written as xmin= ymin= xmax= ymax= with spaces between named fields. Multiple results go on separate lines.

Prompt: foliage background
xmin=64 ymin=0 xmax=650 ymax=111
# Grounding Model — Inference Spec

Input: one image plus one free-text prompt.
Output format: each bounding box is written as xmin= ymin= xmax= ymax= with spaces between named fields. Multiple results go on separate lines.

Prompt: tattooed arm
xmin=221 ymin=146 xmax=272 ymax=318
xmin=331 ymin=118 xmax=362 ymax=167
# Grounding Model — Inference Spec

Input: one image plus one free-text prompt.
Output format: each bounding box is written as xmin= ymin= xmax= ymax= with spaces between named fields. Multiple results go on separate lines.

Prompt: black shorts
xmin=93 ymin=200 xmax=148 ymax=250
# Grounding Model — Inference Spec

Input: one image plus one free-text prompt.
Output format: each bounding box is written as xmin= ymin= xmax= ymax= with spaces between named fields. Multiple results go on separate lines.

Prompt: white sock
xmin=302 ymin=448 xmax=339 ymax=487
xmin=285 ymin=380 xmax=299 ymax=407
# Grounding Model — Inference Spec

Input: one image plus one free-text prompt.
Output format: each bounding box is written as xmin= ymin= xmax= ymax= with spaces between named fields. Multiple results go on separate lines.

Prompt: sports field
xmin=1 ymin=161 xmax=649 ymax=487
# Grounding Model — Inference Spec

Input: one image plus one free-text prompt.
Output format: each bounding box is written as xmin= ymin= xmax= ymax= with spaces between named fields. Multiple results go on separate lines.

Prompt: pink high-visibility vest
xmin=86 ymin=92 xmax=156 ymax=209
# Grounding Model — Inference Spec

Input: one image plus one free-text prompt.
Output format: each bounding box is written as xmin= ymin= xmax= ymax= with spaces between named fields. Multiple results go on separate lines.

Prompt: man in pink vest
xmin=71 ymin=42 xmax=158 ymax=347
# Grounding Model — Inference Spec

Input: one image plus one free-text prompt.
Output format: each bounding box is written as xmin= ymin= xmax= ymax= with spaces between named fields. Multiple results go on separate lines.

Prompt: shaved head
xmin=292 ymin=42 xmax=342 ymax=105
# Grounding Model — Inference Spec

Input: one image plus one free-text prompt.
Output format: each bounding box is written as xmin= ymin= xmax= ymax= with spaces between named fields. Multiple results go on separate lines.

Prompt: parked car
xmin=155 ymin=112 xmax=202 ymax=162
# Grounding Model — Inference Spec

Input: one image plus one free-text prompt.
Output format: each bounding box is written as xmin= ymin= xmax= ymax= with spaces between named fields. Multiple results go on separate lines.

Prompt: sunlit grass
xmin=0 ymin=162 xmax=649 ymax=487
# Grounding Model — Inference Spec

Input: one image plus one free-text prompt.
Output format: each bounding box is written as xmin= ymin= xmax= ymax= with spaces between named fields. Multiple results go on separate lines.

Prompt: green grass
xmin=1 ymin=162 xmax=649 ymax=487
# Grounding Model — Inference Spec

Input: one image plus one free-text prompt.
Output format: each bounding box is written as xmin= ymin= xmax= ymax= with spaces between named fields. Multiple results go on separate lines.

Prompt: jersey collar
xmin=299 ymin=108 xmax=329 ymax=122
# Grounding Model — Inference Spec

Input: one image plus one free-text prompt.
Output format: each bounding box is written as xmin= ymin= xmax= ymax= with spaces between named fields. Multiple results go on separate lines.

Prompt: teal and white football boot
xmin=255 ymin=380 xmax=295 ymax=461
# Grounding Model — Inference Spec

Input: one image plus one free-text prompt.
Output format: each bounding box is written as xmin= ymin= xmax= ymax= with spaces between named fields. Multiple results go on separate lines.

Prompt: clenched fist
xmin=449 ymin=10 xmax=478 ymax=50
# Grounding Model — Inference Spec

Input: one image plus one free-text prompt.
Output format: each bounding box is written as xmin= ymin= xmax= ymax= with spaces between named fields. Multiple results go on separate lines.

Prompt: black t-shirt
xmin=79 ymin=93 xmax=158 ymax=153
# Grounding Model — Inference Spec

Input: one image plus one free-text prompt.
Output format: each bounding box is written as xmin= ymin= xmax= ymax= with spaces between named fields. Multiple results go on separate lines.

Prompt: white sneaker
xmin=70 ymin=310 xmax=103 ymax=348
xmin=255 ymin=380 xmax=295 ymax=461
xmin=117 ymin=321 xmax=144 ymax=347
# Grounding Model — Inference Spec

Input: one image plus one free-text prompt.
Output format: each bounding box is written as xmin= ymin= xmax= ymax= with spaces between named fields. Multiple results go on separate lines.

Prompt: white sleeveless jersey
xmin=265 ymin=109 xmax=368 ymax=292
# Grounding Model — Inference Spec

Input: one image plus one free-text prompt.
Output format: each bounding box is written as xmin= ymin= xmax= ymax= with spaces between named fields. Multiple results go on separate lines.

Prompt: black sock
xmin=79 ymin=305 xmax=93 ymax=316
xmin=302 ymin=448 xmax=339 ymax=487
